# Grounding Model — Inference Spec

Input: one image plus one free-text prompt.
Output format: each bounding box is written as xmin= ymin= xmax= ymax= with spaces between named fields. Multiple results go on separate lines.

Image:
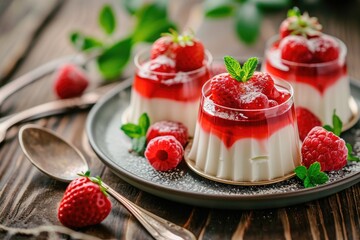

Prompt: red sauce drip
xmin=264 ymin=47 xmax=347 ymax=95
xmin=197 ymin=99 xmax=297 ymax=148
xmin=133 ymin=64 xmax=210 ymax=101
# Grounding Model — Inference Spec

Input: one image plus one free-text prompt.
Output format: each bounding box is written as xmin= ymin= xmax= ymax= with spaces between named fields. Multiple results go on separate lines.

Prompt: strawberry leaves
xmin=295 ymin=162 xmax=329 ymax=188
xmin=224 ymin=56 xmax=258 ymax=82
xmin=120 ymin=113 xmax=150 ymax=156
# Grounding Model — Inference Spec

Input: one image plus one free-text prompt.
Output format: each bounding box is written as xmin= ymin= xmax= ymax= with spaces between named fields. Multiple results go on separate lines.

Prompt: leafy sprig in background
xmin=70 ymin=1 xmax=177 ymax=80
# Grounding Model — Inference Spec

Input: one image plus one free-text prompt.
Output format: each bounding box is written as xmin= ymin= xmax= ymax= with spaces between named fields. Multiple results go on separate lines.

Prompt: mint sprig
xmin=295 ymin=162 xmax=329 ymax=188
xmin=224 ymin=56 xmax=258 ymax=82
xmin=323 ymin=110 xmax=359 ymax=161
xmin=120 ymin=113 xmax=150 ymax=156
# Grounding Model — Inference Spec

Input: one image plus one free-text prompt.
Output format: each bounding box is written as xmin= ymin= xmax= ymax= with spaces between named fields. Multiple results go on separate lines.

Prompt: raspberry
xmin=145 ymin=136 xmax=184 ymax=171
xmin=53 ymin=64 xmax=89 ymax=99
xmin=301 ymin=127 xmax=347 ymax=171
xmin=296 ymin=107 xmax=322 ymax=141
xmin=210 ymin=73 xmax=243 ymax=108
xmin=146 ymin=121 xmax=189 ymax=147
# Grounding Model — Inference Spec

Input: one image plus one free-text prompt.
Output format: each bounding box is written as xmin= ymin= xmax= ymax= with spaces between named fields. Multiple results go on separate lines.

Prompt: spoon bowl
xmin=18 ymin=124 xmax=196 ymax=240
xmin=19 ymin=124 xmax=88 ymax=182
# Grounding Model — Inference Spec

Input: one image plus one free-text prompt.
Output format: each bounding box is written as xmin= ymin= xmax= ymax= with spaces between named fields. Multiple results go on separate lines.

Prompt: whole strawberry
xmin=146 ymin=121 xmax=189 ymax=147
xmin=58 ymin=171 xmax=111 ymax=228
xmin=145 ymin=135 xmax=184 ymax=171
xmin=279 ymin=7 xmax=322 ymax=39
xmin=53 ymin=64 xmax=89 ymax=99
xmin=301 ymin=127 xmax=347 ymax=171
xmin=150 ymin=29 xmax=205 ymax=72
xmin=296 ymin=107 xmax=322 ymax=141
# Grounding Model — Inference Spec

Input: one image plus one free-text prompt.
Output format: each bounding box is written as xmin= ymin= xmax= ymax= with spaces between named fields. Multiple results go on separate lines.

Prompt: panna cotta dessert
xmin=127 ymin=30 xmax=212 ymax=135
xmin=262 ymin=7 xmax=352 ymax=126
xmin=187 ymin=56 xmax=301 ymax=183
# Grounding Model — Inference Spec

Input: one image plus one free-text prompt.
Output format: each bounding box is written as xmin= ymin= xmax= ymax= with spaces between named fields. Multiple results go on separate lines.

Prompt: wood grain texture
xmin=0 ymin=0 xmax=359 ymax=239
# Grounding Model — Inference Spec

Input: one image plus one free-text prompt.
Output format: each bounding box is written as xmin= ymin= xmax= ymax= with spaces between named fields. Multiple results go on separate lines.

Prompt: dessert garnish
xmin=279 ymin=7 xmax=322 ymax=39
xmin=58 ymin=171 xmax=112 ymax=228
xmin=210 ymin=56 xmax=289 ymax=109
xmin=150 ymin=29 xmax=205 ymax=72
xmin=121 ymin=113 xmax=188 ymax=171
xmin=53 ymin=64 xmax=89 ymax=99
xmin=295 ymin=111 xmax=359 ymax=188
xmin=145 ymin=135 xmax=184 ymax=171
xmin=279 ymin=7 xmax=340 ymax=63
xmin=120 ymin=113 xmax=150 ymax=156
xmin=146 ymin=121 xmax=189 ymax=147
xmin=296 ymin=107 xmax=322 ymax=141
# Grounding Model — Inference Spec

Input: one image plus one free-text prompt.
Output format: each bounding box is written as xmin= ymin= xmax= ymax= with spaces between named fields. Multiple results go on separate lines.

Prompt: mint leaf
xmin=255 ymin=0 xmax=291 ymax=11
xmin=346 ymin=143 xmax=360 ymax=162
xmin=332 ymin=110 xmax=342 ymax=136
xmin=323 ymin=125 xmax=333 ymax=132
xmin=224 ymin=56 xmax=241 ymax=81
xmin=242 ymin=57 xmax=258 ymax=82
xmin=204 ymin=0 xmax=234 ymax=18
xmin=132 ymin=19 xmax=177 ymax=43
xmin=97 ymin=37 xmax=132 ymax=80
xmin=132 ymin=136 xmax=147 ymax=156
xmin=295 ymin=162 xmax=328 ymax=188
xmin=70 ymin=32 xmax=103 ymax=51
xmin=294 ymin=166 xmax=307 ymax=180
xmin=234 ymin=2 xmax=262 ymax=44
xmin=139 ymin=113 xmax=150 ymax=135
xmin=99 ymin=5 xmax=116 ymax=35
xmin=287 ymin=6 xmax=301 ymax=17
xmin=120 ymin=123 xmax=142 ymax=138
xmin=122 ymin=0 xmax=143 ymax=15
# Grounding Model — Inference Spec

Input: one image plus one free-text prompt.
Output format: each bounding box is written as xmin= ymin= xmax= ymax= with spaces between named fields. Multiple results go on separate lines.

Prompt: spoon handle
xmin=103 ymin=182 xmax=196 ymax=240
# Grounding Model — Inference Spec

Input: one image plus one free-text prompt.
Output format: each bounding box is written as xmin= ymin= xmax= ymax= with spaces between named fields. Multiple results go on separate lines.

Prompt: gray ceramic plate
xmin=86 ymin=78 xmax=360 ymax=209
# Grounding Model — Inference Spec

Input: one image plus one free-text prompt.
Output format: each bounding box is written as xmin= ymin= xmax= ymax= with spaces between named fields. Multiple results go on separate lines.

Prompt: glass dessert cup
xmin=262 ymin=35 xmax=358 ymax=128
xmin=124 ymin=50 xmax=213 ymax=136
xmin=185 ymin=79 xmax=301 ymax=185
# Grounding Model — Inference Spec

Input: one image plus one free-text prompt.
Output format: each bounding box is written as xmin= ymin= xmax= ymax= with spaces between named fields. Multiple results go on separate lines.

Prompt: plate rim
xmin=86 ymin=78 xmax=360 ymax=209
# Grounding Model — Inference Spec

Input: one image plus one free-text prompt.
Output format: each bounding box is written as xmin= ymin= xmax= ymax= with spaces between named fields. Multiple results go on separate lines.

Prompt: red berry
xmin=148 ymin=56 xmax=176 ymax=81
xmin=310 ymin=35 xmax=340 ymax=63
xmin=210 ymin=73 xmax=243 ymax=108
xmin=58 ymin=174 xmax=112 ymax=228
xmin=279 ymin=20 xmax=293 ymax=39
xmin=174 ymin=40 xmax=205 ymax=72
xmin=240 ymin=92 xmax=269 ymax=110
xmin=145 ymin=136 xmax=184 ymax=171
xmin=150 ymin=36 xmax=174 ymax=60
xmin=296 ymin=107 xmax=322 ymax=141
xmin=53 ymin=64 xmax=89 ymax=99
xmin=280 ymin=35 xmax=313 ymax=63
xmin=146 ymin=121 xmax=189 ymax=147
xmin=248 ymin=72 xmax=275 ymax=96
xmin=301 ymin=127 xmax=347 ymax=171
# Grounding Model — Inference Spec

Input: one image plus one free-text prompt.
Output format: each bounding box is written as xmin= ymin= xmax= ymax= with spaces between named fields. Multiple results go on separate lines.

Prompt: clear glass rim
xmin=265 ymin=34 xmax=347 ymax=68
xmin=134 ymin=48 xmax=213 ymax=76
xmin=201 ymin=77 xmax=294 ymax=113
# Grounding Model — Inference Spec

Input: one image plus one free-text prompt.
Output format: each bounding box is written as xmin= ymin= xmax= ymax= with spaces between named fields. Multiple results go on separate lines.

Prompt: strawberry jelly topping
xmin=265 ymin=39 xmax=347 ymax=95
xmin=198 ymin=84 xmax=296 ymax=148
xmin=134 ymin=59 xmax=210 ymax=101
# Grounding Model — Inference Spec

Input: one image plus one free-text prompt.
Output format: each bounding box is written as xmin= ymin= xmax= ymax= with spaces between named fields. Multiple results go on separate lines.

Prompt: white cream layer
xmin=187 ymin=124 xmax=301 ymax=182
xmin=127 ymin=89 xmax=199 ymax=135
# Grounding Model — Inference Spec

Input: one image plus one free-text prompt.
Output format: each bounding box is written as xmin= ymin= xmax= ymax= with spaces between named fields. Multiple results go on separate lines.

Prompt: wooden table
xmin=0 ymin=1 xmax=359 ymax=239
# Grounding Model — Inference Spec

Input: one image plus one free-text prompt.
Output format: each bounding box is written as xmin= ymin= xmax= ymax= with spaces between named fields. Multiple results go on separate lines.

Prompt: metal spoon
xmin=18 ymin=124 xmax=196 ymax=240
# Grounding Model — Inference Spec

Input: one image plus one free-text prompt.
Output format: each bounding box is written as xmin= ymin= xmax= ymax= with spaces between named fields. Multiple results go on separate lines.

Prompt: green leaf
xmin=304 ymin=177 xmax=314 ymax=188
xmin=308 ymin=162 xmax=321 ymax=176
xmin=69 ymin=32 xmax=103 ymax=51
xmin=132 ymin=20 xmax=177 ymax=43
xmin=122 ymin=0 xmax=144 ymax=15
xmin=120 ymin=123 xmax=142 ymax=138
xmin=204 ymin=0 xmax=234 ymax=18
xmin=323 ymin=125 xmax=333 ymax=132
xmin=346 ymin=143 xmax=360 ymax=162
xmin=254 ymin=0 xmax=291 ymax=11
xmin=314 ymin=172 xmax=329 ymax=185
xmin=139 ymin=113 xmax=150 ymax=135
xmin=234 ymin=2 xmax=262 ymax=44
xmin=224 ymin=56 xmax=241 ymax=81
xmin=132 ymin=136 xmax=147 ymax=156
xmin=99 ymin=5 xmax=116 ymax=35
xmin=287 ymin=6 xmax=301 ymax=17
xmin=97 ymin=37 xmax=132 ymax=80
xmin=294 ymin=166 xmax=307 ymax=180
xmin=135 ymin=2 xmax=167 ymax=27
xmin=242 ymin=57 xmax=258 ymax=81
xmin=332 ymin=110 xmax=342 ymax=136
